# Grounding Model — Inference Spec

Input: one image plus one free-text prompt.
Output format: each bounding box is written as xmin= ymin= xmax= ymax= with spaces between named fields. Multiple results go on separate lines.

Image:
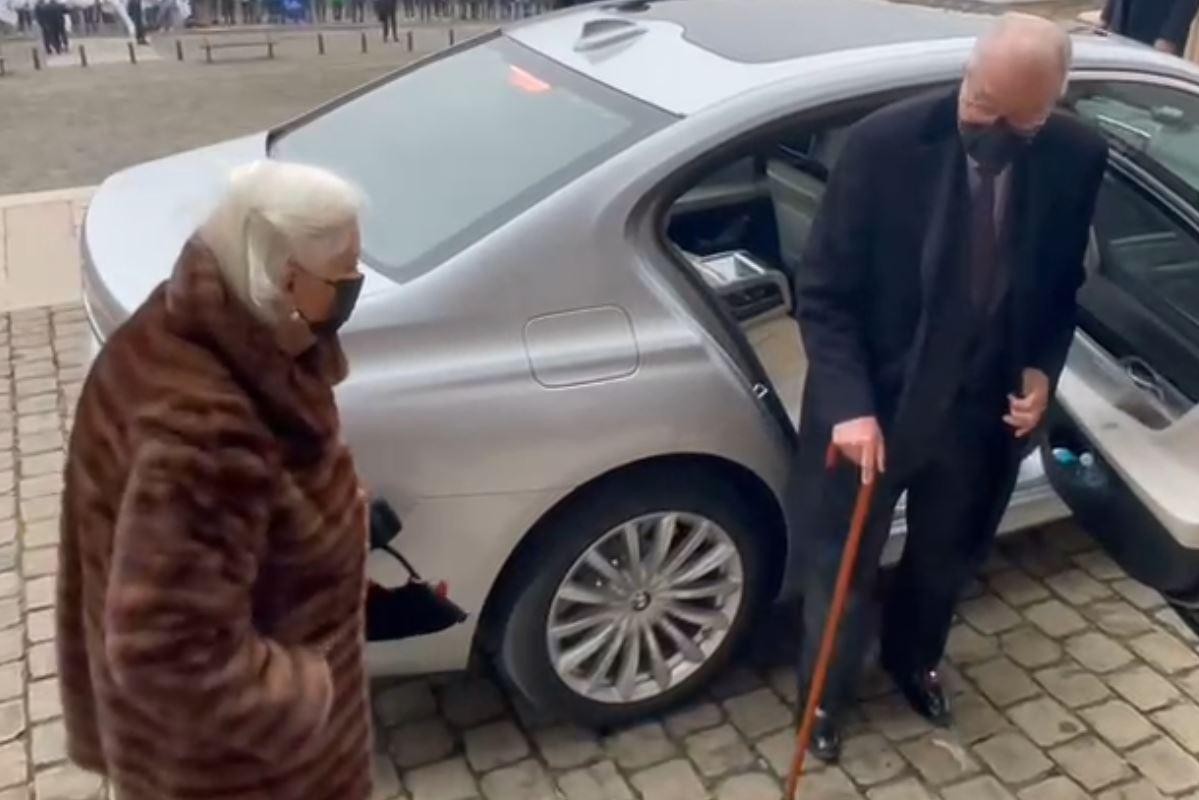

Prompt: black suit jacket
xmin=1103 ymin=0 xmax=1199 ymax=49
xmin=794 ymin=89 xmax=1108 ymax=461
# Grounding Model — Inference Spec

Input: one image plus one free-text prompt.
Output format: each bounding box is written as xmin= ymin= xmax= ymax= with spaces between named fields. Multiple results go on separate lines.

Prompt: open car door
xmin=1040 ymin=83 xmax=1199 ymax=626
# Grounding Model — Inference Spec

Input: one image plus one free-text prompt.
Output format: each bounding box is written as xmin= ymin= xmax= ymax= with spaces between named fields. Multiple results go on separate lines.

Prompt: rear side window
xmin=272 ymin=36 xmax=673 ymax=282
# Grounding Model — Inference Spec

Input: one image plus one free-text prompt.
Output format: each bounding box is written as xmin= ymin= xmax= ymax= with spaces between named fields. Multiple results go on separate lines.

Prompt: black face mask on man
xmin=960 ymin=119 xmax=1034 ymax=175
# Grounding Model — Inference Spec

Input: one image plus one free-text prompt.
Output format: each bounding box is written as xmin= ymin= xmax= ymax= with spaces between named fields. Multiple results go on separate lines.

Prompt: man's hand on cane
xmin=831 ymin=416 xmax=886 ymax=485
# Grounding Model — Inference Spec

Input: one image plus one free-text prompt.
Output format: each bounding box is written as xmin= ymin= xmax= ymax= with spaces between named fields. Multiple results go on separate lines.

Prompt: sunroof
xmin=636 ymin=0 xmax=989 ymax=64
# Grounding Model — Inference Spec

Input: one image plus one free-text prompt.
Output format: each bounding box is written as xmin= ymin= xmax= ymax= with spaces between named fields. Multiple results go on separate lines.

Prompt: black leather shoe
xmin=810 ymin=708 xmax=842 ymax=763
xmin=890 ymin=667 xmax=951 ymax=725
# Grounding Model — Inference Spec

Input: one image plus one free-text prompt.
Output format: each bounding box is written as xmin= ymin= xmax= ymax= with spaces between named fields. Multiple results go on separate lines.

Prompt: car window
xmin=1093 ymin=172 xmax=1199 ymax=332
xmin=1066 ymin=81 xmax=1199 ymax=204
xmin=272 ymin=36 xmax=673 ymax=282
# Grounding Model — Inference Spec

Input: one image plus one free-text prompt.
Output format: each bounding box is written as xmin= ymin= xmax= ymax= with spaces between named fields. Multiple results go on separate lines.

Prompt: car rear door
xmin=1043 ymin=75 xmax=1199 ymax=611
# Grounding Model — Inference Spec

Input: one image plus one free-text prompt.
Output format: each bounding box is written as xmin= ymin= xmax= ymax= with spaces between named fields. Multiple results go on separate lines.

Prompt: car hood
xmin=82 ymin=133 xmax=393 ymax=337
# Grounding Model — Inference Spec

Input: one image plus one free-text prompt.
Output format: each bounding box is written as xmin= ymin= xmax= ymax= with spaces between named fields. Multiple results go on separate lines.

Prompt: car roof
xmin=507 ymin=0 xmax=1190 ymax=115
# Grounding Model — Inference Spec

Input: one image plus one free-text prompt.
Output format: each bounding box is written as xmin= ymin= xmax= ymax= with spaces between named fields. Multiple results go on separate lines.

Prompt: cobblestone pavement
xmin=3 ymin=303 xmax=1199 ymax=799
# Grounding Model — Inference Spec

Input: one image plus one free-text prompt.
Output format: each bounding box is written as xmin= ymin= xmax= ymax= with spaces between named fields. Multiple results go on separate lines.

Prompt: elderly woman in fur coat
xmin=57 ymin=160 xmax=373 ymax=800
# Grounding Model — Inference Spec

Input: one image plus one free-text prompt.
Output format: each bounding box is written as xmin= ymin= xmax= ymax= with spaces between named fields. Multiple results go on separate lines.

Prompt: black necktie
xmin=970 ymin=170 xmax=999 ymax=312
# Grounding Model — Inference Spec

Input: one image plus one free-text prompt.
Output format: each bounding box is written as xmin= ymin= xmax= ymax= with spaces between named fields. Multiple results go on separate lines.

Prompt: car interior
xmin=665 ymin=122 xmax=854 ymax=428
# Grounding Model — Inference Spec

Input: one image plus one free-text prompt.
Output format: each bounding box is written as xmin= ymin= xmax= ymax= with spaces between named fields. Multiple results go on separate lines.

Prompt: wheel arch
xmin=473 ymin=452 xmax=788 ymax=657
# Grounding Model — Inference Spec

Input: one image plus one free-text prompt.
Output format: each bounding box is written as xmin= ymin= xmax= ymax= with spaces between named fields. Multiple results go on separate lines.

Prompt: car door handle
xmin=1122 ymin=356 xmax=1166 ymax=402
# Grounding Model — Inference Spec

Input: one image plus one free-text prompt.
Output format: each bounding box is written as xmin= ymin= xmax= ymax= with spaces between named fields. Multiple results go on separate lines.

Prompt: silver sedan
xmin=81 ymin=0 xmax=1199 ymax=724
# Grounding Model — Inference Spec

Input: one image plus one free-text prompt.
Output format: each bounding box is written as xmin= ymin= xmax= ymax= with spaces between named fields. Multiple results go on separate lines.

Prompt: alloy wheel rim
xmin=546 ymin=511 xmax=744 ymax=705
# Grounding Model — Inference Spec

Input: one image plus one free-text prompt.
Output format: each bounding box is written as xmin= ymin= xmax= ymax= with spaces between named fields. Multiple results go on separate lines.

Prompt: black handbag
xmin=366 ymin=499 xmax=468 ymax=642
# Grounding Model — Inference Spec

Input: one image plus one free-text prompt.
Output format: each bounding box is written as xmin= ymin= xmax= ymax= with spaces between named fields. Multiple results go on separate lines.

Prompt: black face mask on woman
xmin=311 ymin=275 xmax=364 ymax=335
xmin=960 ymin=119 xmax=1035 ymax=175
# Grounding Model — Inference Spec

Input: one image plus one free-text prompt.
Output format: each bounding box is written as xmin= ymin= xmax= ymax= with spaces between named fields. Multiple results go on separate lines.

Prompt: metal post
xmin=127 ymin=41 xmax=137 ymax=64
xmin=448 ymin=27 xmax=454 ymax=45
xmin=176 ymin=39 xmax=184 ymax=60
xmin=406 ymin=29 xmax=413 ymax=51
xmin=318 ymin=32 xmax=325 ymax=54
xmin=360 ymin=30 xmax=367 ymax=53
xmin=32 ymin=47 xmax=41 ymax=70
xmin=79 ymin=45 xmax=88 ymax=67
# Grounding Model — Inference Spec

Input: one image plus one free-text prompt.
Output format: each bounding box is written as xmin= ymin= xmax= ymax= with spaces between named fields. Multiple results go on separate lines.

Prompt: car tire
xmin=497 ymin=468 xmax=768 ymax=727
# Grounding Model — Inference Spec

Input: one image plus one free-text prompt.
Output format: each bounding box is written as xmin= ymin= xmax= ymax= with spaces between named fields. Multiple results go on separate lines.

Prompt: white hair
xmin=198 ymin=160 xmax=362 ymax=323
xmin=969 ymin=13 xmax=1073 ymax=96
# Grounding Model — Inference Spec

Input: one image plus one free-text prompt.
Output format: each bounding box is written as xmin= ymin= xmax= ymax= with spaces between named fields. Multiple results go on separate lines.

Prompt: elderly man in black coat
xmin=790 ymin=13 xmax=1108 ymax=762
xmin=1101 ymin=0 xmax=1199 ymax=54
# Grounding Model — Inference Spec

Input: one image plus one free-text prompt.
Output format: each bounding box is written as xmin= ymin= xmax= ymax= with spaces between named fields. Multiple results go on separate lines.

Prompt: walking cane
xmin=784 ymin=443 xmax=878 ymax=800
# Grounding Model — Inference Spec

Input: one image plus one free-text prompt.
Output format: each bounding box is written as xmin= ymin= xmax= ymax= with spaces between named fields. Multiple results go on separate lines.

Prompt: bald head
xmin=960 ymin=14 xmax=1072 ymax=134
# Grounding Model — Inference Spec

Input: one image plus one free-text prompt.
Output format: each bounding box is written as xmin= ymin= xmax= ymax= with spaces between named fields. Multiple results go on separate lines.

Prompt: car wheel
xmin=498 ymin=471 xmax=767 ymax=726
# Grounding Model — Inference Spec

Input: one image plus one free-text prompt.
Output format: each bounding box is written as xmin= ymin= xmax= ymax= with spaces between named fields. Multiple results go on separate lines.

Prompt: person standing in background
xmin=374 ymin=0 xmax=396 ymax=41
xmin=1101 ymin=0 xmax=1199 ymax=54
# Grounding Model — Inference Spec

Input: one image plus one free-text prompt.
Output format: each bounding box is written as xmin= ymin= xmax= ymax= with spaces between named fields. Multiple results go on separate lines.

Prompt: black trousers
xmin=380 ymin=7 xmax=397 ymax=38
xmin=795 ymin=398 xmax=1019 ymax=719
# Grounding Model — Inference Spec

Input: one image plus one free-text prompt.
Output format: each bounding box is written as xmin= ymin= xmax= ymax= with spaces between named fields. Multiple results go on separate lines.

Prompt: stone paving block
xmin=557 ymin=761 xmax=635 ymax=800
xmin=1155 ymin=607 xmax=1199 ymax=644
xmin=630 ymin=758 xmax=709 ymax=800
xmin=840 ymin=733 xmax=906 ymax=787
xmin=464 ymin=720 xmax=529 ymax=773
xmin=789 ymin=766 xmax=862 ymax=800
xmin=1025 ymin=599 xmax=1089 ymax=639
xmin=370 ymin=750 xmax=403 ymax=800
xmin=664 ymin=701 xmax=724 ymax=739
xmin=897 ymin=732 xmax=978 ymax=786
xmin=941 ymin=775 xmax=1015 ymax=800
xmin=26 ymin=609 xmax=53 ymax=644
xmin=19 ymin=548 xmax=55 ymax=581
xmin=999 ymin=628 xmax=1062 ymax=669
xmin=989 ymin=570 xmax=1051 ymax=608
xmin=861 ymin=694 xmax=933 ymax=742
xmin=1108 ymin=665 xmax=1180 ymax=711
xmin=1152 ymin=703 xmax=1199 ymax=753
xmin=1079 ymin=700 xmax=1157 ymax=750
xmin=966 ymin=657 xmax=1040 ymax=708
xmin=946 ymin=625 xmax=999 ymax=666
xmin=18 ymin=473 xmax=61 ymax=500
xmin=0 ymin=703 xmax=24 ymax=747
xmin=714 ymin=772 xmax=782 ymax=800
xmin=602 ymin=721 xmax=677 ymax=770
xmin=1034 ymin=663 xmax=1111 ymax=708
xmin=1072 ymin=550 xmax=1125 ymax=581
xmin=532 ymin=724 xmax=601 ymax=770
xmin=753 ymin=730 xmax=792 ymax=778
xmin=0 ymin=602 xmax=17 ymax=632
xmin=0 ymin=788 xmax=27 ymax=800
xmin=479 ymin=759 xmax=554 ymax=800
xmin=864 ymin=778 xmax=934 ymax=800
xmin=1018 ymin=776 xmax=1089 ymax=800
xmin=1007 ymin=696 xmax=1084 ymax=747
xmin=952 ymin=692 xmax=1009 ymax=743
xmin=1130 ymin=631 xmax=1199 ymax=674
xmin=958 ymin=594 xmax=1022 ymax=635
xmin=1097 ymin=781 xmax=1168 ymax=800
xmin=1128 ymin=738 xmax=1199 ymax=795
xmin=31 ymin=763 xmax=102 ymax=800
xmin=709 ymin=667 xmax=766 ymax=700
xmin=440 ymin=678 xmax=505 ymax=729
xmin=1085 ymin=600 xmax=1156 ymax=639
xmin=0 ymin=576 xmax=17 ymax=605
xmin=31 ymin=721 xmax=65 ymax=767
xmin=23 ymin=576 xmax=53 ymax=612
xmin=405 ymin=757 xmax=478 ymax=800
xmin=973 ymin=732 xmax=1053 ymax=784
xmin=1113 ymin=579 xmax=1164 ymax=611
xmin=388 ymin=718 xmax=455 ymax=770
xmin=27 ymin=678 xmax=61 ymax=724
xmin=685 ymin=724 xmax=756 ymax=778
xmin=375 ymin=682 xmax=437 ymax=727
xmin=0 ymin=665 xmax=21 ymax=704
xmin=766 ymin=666 xmax=798 ymax=706
xmin=22 ymin=521 xmax=58 ymax=551
xmin=0 ymin=740 xmax=26 ymax=791
xmin=724 ymin=688 xmax=791 ymax=739
xmin=1049 ymin=736 xmax=1133 ymax=792
xmin=1066 ymin=631 xmax=1135 ymax=673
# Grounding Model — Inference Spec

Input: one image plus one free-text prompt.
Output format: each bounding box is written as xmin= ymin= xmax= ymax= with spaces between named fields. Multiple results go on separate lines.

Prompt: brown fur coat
xmin=58 ymin=240 xmax=372 ymax=799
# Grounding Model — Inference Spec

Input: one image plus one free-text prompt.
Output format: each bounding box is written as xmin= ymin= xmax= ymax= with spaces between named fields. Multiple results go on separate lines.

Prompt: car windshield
xmin=272 ymin=35 xmax=673 ymax=281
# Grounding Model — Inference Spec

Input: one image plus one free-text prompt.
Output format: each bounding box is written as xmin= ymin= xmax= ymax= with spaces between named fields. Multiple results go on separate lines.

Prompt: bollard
xmin=360 ymin=30 xmax=368 ymax=53
xmin=176 ymin=38 xmax=184 ymax=61
xmin=79 ymin=44 xmax=88 ymax=67
xmin=127 ymin=41 xmax=137 ymax=64
xmin=406 ymin=29 xmax=413 ymax=51
xmin=32 ymin=47 xmax=41 ymax=70
xmin=448 ymin=27 xmax=454 ymax=46
xmin=318 ymin=32 xmax=325 ymax=55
